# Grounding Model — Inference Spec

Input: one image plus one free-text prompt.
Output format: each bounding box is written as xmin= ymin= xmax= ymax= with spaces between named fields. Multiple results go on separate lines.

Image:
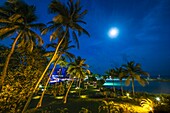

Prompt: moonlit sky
xmin=0 ymin=0 xmax=170 ymax=77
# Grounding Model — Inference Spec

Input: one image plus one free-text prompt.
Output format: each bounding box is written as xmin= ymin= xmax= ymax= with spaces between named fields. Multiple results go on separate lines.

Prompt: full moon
xmin=108 ymin=27 xmax=119 ymax=38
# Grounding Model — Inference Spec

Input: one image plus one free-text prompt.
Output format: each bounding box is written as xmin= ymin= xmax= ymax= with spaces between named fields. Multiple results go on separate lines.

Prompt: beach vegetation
xmin=0 ymin=0 xmax=170 ymax=113
xmin=0 ymin=0 xmax=45 ymax=91
xmin=140 ymin=98 xmax=154 ymax=112
xmin=36 ymin=40 xmax=75 ymax=108
xmin=0 ymin=46 xmax=48 ymax=113
xmin=23 ymin=0 xmax=90 ymax=111
xmin=122 ymin=61 xmax=149 ymax=96
xmin=64 ymin=56 xmax=89 ymax=103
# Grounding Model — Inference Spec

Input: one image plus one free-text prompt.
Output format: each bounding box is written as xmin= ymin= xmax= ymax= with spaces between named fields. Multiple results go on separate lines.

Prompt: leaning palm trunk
xmin=36 ymin=55 xmax=61 ymax=108
xmin=22 ymin=28 xmax=68 ymax=113
xmin=132 ymin=78 xmax=135 ymax=96
xmin=63 ymin=79 xmax=74 ymax=104
xmin=0 ymin=32 xmax=22 ymax=92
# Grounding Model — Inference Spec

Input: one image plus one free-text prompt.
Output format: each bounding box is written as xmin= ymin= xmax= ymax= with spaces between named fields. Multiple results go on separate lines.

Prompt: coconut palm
xmin=0 ymin=0 xmax=45 ymax=91
xmin=36 ymin=40 xmax=75 ymax=108
xmin=45 ymin=40 xmax=75 ymax=62
xmin=115 ymin=67 xmax=126 ymax=96
xmin=23 ymin=0 xmax=89 ymax=111
xmin=105 ymin=69 xmax=117 ymax=93
xmin=63 ymin=56 xmax=89 ymax=103
xmin=122 ymin=61 xmax=149 ymax=96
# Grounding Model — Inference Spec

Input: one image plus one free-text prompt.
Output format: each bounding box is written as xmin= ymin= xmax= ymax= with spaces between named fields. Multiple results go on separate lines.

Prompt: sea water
xmin=103 ymin=78 xmax=170 ymax=94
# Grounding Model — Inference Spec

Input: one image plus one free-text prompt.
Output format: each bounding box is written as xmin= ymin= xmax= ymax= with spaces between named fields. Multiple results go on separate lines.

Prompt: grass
xmin=27 ymin=85 xmax=170 ymax=113
xmin=28 ymin=98 xmax=102 ymax=113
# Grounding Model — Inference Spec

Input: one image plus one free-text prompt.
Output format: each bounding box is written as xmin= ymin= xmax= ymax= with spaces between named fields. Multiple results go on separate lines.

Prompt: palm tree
xmin=105 ymin=69 xmax=117 ymax=93
xmin=122 ymin=61 xmax=149 ymax=96
xmin=36 ymin=39 xmax=75 ymax=108
xmin=63 ymin=56 xmax=89 ymax=103
xmin=23 ymin=0 xmax=90 ymax=111
xmin=0 ymin=0 xmax=45 ymax=91
xmin=115 ymin=67 xmax=126 ymax=96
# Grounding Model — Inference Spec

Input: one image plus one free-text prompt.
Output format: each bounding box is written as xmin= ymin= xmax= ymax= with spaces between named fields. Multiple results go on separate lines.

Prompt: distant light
xmin=126 ymin=93 xmax=130 ymax=97
xmin=75 ymin=87 xmax=80 ymax=89
xmin=150 ymin=107 xmax=153 ymax=111
xmin=156 ymin=97 xmax=160 ymax=101
xmin=41 ymin=89 xmax=45 ymax=91
xmin=108 ymin=27 xmax=119 ymax=38
xmin=80 ymin=95 xmax=87 ymax=98
xmin=92 ymin=89 xmax=100 ymax=92
xmin=70 ymin=90 xmax=76 ymax=93
xmin=55 ymin=96 xmax=63 ymax=99
xmin=39 ymin=84 xmax=43 ymax=88
xmin=33 ymin=96 xmax=40 ymax=99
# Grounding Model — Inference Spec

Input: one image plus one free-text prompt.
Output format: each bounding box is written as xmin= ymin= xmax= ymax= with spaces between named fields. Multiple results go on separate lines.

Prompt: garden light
xmin=33 ymin=96 xmax=40 ymax=99
xmin=55 ymin=96 xmax=64 ymax=99
xmin=80 ymin=95 xmax=87 ymax=98
xmin=126 ymin=93 xmax=130 ymax=97
xmin=150 ymin=107 xmax=153 ymax=111
xmin=70 ymin=90 xmax=76 ymax=93
xmin=75 ymin=87 xmax=80 ymax=89
xmin=156 ymin=97 xmax=160 ymax=101
xmin=39 ymin=84 xmax=43 ymax=88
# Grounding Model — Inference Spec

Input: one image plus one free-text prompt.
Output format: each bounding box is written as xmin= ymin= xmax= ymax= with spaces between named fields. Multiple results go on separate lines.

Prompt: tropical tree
xmin=0 ymin=45 xmax=9 ymax=72
xmin=115 ymin=67 xmax=126 ymax=96
xmin=0 ymin=0 xmax=45 ymax=91
xmin=0 ymin=46 xmax=48 ymax=113
xmin=89 ymin=73 xmax=98 ymax=81
xmin=122 ymin=61 xmax=149 ymax=96
xmin=105 ymin=69 xmax=117 ymax=93
xmin=23 ymin=0 xmax=90 ymax=111
xmin=63 ymin=56 xmax=89 ymax=103
xmin=36 ymin=39 xmax=75 ymax=108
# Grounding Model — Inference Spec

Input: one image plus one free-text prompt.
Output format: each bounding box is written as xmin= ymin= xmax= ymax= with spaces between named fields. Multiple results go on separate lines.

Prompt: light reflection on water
xmin=103 ymin=79 xmax=170 ymax=94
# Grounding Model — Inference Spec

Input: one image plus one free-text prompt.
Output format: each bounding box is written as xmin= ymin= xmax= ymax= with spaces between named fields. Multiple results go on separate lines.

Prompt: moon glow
xmin=108 ymin=27 xmax=119 ymax=38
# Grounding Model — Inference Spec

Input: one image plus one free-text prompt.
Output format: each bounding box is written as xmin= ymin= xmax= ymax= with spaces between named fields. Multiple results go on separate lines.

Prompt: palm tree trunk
xmin=0 ymin=32 xmax=22 ymax=92
xmin=63 ymin=79 xmax=74 ymax=104
xmin=76 ymin=79 xmax=79 ymax=87
xmin=36 ymin=55 xmax=61 ymax=108
xmin=78 ymin=78 xmax=81 ymax=88
xmin=78 ymin=78 xmax=81 ymax=96
xmin=22 ymin=27 xmax=68 ymax=113
xmin=113 ymin=79 xmax=116 ymax=95
xmin=120 ymin=80 xmax=124 ymax=96
xmin=132 ymin=78 xmax=135 ymax=96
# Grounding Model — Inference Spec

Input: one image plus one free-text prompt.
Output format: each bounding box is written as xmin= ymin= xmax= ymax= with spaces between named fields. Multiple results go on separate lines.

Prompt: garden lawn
xmin=28 ymin=95 xmax=150 ymax=113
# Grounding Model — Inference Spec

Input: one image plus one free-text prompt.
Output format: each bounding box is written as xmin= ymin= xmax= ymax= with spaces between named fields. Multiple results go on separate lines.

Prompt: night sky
xmin=0 ymin=0 xmax=170 ymax=77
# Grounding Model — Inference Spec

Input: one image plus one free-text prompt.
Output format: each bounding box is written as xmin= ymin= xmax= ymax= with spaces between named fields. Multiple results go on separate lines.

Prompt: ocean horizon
xmin=103 ymin=78 xmax=170 ymax=94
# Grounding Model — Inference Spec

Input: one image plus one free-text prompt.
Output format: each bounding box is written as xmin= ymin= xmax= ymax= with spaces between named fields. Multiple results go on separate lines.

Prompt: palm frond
xmin=29 ymin=23 xmax=46 ymax=31
xmin=50 ymin=26 xmax=63 ymax=41
xmin=49 ymin=0 xmax=68 ymax=16
xmin=29 ymin=29 xmax=44 ymax=46
xmin=125 ymin=76 xmax=131 ymax=86
xmin=75 ymin=20 xmax=87 ymax=24
xmin=0 ymin=27 xmax=17 ymax=39
xmin=72 ymin=31 xmax=79 ymax=49
xmin=78 ymin=10 xmax=88 ymax=19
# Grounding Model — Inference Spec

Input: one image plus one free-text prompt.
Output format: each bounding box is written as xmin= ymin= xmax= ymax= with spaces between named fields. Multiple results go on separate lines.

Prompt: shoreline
xmin=147 ymin=78 xmax=170 ymax=82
